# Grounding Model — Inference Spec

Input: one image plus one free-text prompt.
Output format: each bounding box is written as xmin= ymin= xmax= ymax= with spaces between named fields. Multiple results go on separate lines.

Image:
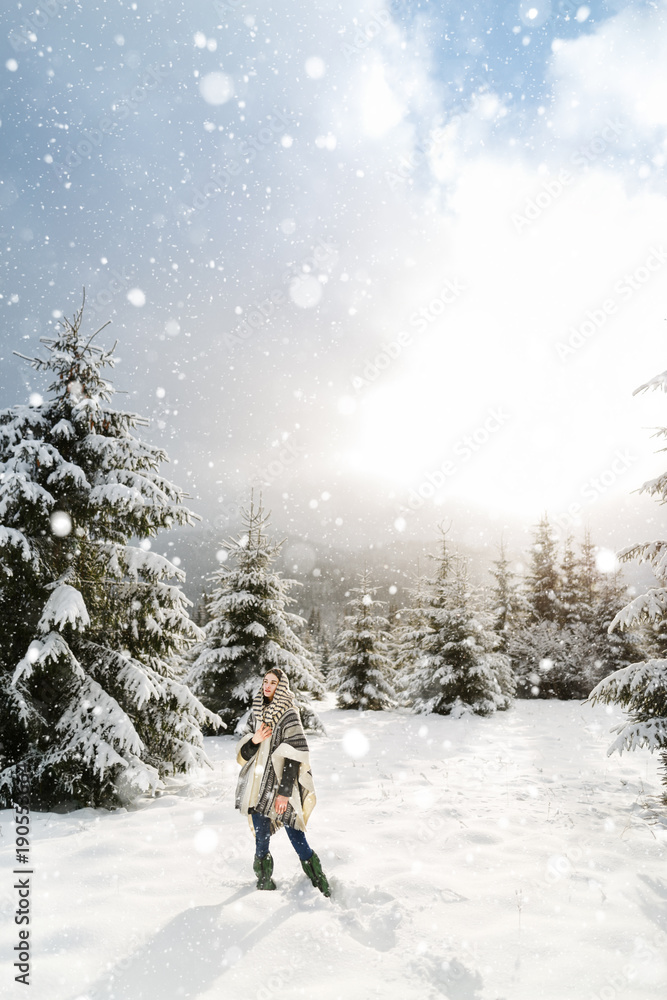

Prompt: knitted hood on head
xmin=251 ymin=672 xmax=296 ymax=730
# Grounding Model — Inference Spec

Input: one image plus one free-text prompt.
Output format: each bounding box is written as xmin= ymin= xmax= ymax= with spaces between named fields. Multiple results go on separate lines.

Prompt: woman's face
xmin=263 ymin=673 xmax=280 ymax=700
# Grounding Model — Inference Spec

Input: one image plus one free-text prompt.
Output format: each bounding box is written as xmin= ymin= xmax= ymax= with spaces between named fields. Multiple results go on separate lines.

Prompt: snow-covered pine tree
xmin=526 ymin=515 xmax=562 ymax=623
xmin=588 ymin=369 xmax=667 ymax=788
xmin=488 ymin=537 xmax=525 ymax=652
xmin=559 ymin=534 xmax=582 ymax=626
xmin=298 ymin=626 xmax=326 ymax=693
xmin=330 ymin=570 xmax=396 ymax=710
xmin=593 ymin=568 xmax=644 ymax=678
xmin=508 ymin=618 xmax=600 ymax=699
xmin=407 ymin=534 xmax=511 ymax=717
xmin=576 ymin=530 xmax=599 ymax=625
xmin=305 ymin=605 xmax=333 ymax=684
xmin=392 ymin=568 xmax=432 ymax=705
xmin=0 ymin=297 xmax=219 ymax=809
xmin=508 ymin=528 xmax=639 ymax=698
xmin=187 ymin=496 xmax=325 ymax=732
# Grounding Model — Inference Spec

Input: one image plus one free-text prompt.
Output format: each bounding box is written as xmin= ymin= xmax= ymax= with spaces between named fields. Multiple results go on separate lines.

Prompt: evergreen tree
xmin=488 ymin=538 xmax=525 ymax=652
xmin=0 ymin=298 xmax=218 ymax=809
xmin=392 ymin=569 xmax=432 ymax=705
xmin=559 ymin=535 xmax=582 ymax=626
xmin=187 ymin=496 xmax=325 ymax=732
xmin=298 ymin=625 xmax=326 ymax=692
xmin=508 ymin=619 xmax=600 ymax=699
xmin=305 ymin=605 xmax=333 ymax=683
xmin=307 ymin=606 xmax=322 ymax=638
xmin=593 ymin=570 xmax=645 ymax=678
xmin=509 ymin=529 xmax=642 ymax=698
xmin=330 ymin=570 xmax=396 ymax=710
xmin=577 ymin=530 xmax=599 ymax=624
xmin=588 ymin=368 xmax=667 ymax=789
xmin=406 ymin=535 xmax=512 ymax=717
xmin=192 ymin=588 xmax=214 ymax=628
xmin=526 ymin=515 xmax=561 ymax=622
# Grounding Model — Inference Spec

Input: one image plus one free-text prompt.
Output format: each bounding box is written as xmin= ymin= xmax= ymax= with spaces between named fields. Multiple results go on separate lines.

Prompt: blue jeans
xmin=251 ymin=811 xmax=314 ymax=862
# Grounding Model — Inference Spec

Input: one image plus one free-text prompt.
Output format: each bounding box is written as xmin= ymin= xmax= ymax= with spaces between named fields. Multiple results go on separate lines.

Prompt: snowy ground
xmin=2 ymin=698 xmax=666 ymax=1000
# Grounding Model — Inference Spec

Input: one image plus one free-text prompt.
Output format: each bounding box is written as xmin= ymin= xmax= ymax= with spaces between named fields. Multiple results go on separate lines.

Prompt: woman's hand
xmin=251 ymin=723 xmax=272 ymax=744
xmin=275 ymin=795 xmax=289 ymax=815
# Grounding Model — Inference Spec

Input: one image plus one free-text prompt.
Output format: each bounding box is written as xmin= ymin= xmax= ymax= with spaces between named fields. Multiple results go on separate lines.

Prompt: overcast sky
xmin=1 ymin=0 xmax=667 ymax=553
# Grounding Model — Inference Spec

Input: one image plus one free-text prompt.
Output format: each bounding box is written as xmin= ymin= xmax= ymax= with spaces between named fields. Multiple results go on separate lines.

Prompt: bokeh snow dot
xmin=199 ymin=71 xmax=234 ymax=105
xmin=413 ymin=788 xmax=435 ymax=810
xmin=29 ymin=392 xmax=43 ymax=407
xmin=50 ymin=511 xmax=72 ymax=537
xmin=127 ymin=288 xmax=146 ymax=307
xmin=305 ymin=57 xmax=325 ymax=79
xmin=546 ymin=854 xmax=572 ymax=880
xmin=26 ymin=641 xmax=41 ymax=664
xmin=289 ymin=274 xmax=323 ymax=308
xmin=280 ymin=218 xmax=296 ymax=234
xmin=595 ymin=548 xmax=618 ymax=573
xmin=193 ymin=828 xmax=219 ymax=854
xmin=519 ymin=0 xmax=552 ymax=27
xmin=342 ymin=728 xmax=369 ymax=759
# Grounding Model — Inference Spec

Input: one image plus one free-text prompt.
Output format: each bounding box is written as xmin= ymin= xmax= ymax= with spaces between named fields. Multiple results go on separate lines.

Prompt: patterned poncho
xmin=235 ymin=674 xmax=317 ymax=835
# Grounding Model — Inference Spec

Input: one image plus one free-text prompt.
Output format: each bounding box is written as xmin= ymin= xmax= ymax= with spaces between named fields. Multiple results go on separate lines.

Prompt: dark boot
xmin=253 ymin=853 xmax=276 ymax=890
xmin=300 ymin=851 xmax=331 ymax=897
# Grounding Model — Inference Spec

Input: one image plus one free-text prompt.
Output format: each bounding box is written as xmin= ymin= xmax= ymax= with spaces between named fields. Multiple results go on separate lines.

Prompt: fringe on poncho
xmin=235 ymin=677 xmax=317 ymax=836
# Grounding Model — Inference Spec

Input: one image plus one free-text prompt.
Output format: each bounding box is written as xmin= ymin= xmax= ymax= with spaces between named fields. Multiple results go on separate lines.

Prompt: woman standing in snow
xmin=235 ymin=668 xmax=330 ymax=896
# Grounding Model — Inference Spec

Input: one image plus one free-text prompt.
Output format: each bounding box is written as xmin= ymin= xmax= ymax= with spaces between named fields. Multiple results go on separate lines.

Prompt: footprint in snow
xmin=330 ymin=882 xmax=402 ymax=951
xmin=417 ymin=954 xmax=486 ymax=1000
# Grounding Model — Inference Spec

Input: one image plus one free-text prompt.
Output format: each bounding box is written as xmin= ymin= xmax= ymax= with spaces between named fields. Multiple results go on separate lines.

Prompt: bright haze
xmin=1 ymin=0 xmax=666 ymax=560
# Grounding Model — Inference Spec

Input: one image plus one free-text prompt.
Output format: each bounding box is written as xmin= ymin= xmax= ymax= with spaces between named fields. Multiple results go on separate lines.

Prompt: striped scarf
xmin=235 ymin=675 xmax=316 ymax=834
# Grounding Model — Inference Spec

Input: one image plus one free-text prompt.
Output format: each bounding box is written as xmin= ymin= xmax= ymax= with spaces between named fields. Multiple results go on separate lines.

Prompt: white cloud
xmin=549 ymin=2 xmax=667 ymax=143
xmin=360 ymin=62 xmax=406 ymax=137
